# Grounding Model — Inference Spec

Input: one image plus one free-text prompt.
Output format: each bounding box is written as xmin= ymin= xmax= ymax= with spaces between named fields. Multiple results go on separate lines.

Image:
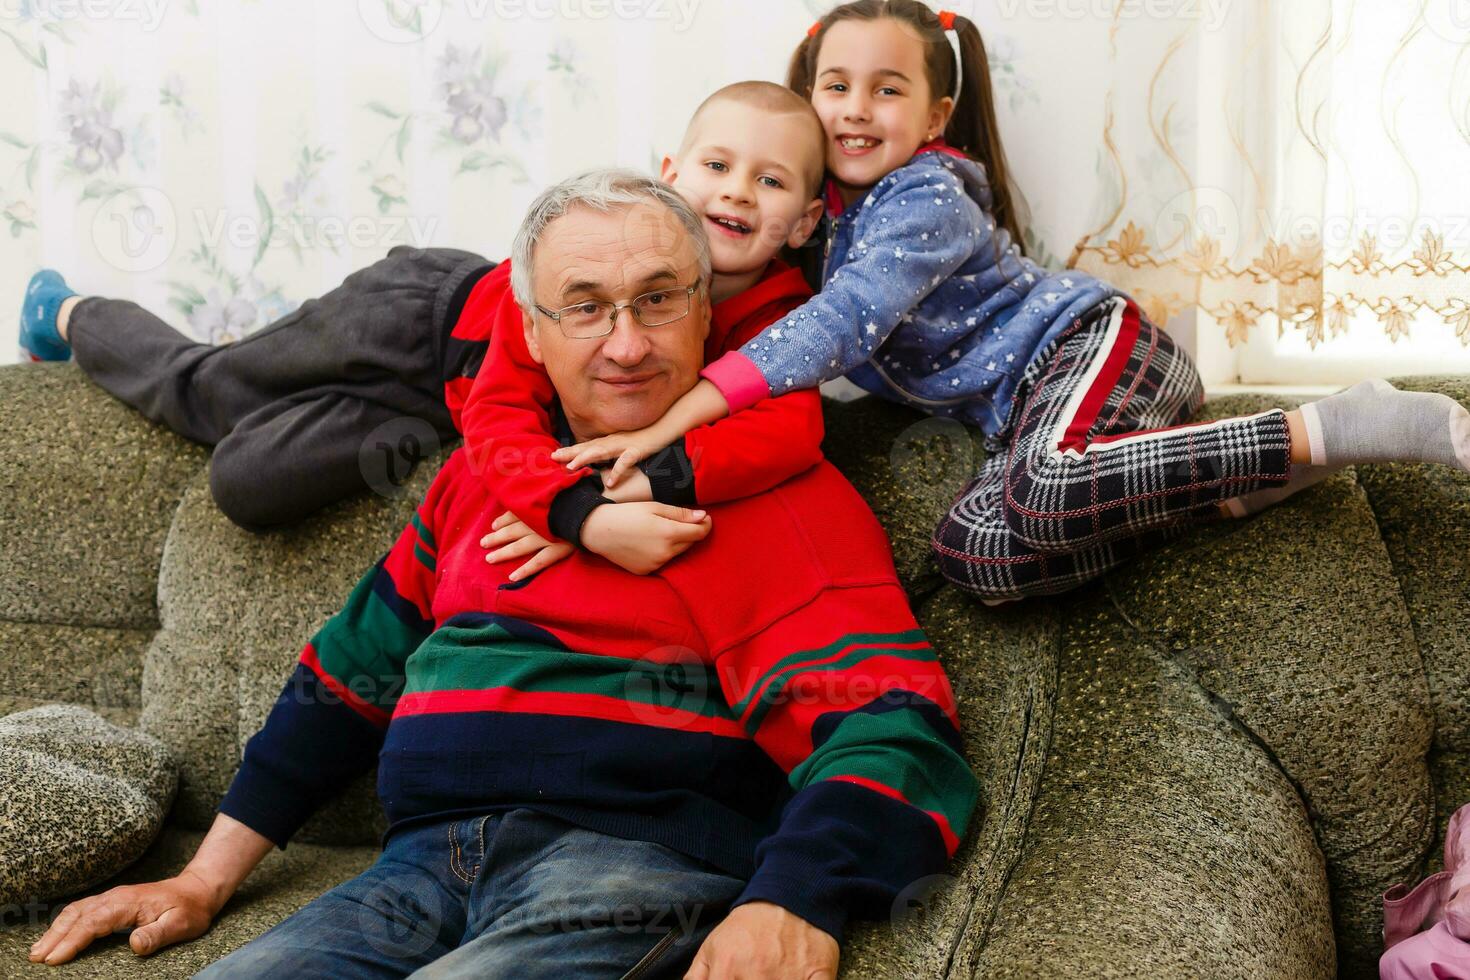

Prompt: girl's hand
xmin=551 ymin=430 xmax=665 ymax=488
xmin=600 ymin=467 xmax=653 ymax=504
xmin=479 ymin=510 xmax=574 ymax=581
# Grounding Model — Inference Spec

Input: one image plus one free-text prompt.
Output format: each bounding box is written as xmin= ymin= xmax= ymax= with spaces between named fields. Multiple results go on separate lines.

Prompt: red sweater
xmin=218 ymin=444 xmax=977 ymax=943
xmin=453 ymin=259 xmax=824 ymax=543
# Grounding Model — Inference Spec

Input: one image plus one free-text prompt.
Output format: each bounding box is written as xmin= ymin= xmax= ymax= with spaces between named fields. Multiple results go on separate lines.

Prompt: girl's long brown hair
xmin=788 ymin=0 xmax=1030 ymax=261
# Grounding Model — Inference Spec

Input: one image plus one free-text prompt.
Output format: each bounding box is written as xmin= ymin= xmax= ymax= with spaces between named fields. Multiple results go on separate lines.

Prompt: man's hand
xmin=480 ymin=510 xmax=575 ymax=581
xmin=27 ymin=871 xmax=221 ymax=966
xmin=580 ymin=502 xmax=710 ymax=575
xmin=684 ymin=901 xmax=839 ymax=980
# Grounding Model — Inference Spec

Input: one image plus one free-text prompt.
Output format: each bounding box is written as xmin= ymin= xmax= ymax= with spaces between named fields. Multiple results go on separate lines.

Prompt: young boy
xmin=17 ymin=82 xmax=828 ymax=563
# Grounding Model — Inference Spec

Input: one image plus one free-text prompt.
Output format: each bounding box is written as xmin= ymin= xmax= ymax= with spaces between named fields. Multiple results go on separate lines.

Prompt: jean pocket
xmin=617 ymin=919 xmax=688 ymax=980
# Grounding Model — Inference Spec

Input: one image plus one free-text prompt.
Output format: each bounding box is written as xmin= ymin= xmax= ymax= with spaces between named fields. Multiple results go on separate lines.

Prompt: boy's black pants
xmin=69 ymin=245 xmax=493 ymax=530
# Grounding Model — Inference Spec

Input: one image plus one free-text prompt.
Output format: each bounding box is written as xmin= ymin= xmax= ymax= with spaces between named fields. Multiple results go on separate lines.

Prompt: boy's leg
xmin=193 ymin=821 xmax=468 ymax=980
xmin=208 ymin=389 xmax=452 ymax=530
xmin=407 ymin=809 xmax=747 ymax=980
xmin=65 ymin=245 xmax=490 ymax=448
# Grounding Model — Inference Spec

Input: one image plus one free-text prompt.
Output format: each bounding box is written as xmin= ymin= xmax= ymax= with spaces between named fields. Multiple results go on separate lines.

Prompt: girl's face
xmin=810 ymin=17 xmax=954 ymax=200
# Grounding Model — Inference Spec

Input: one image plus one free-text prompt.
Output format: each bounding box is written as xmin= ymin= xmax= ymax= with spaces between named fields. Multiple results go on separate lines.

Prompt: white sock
xmin=1222 ymin=463 xmax=1345 ymax=518
xmin=1298 ymin=378 xmax=1470 ymax=472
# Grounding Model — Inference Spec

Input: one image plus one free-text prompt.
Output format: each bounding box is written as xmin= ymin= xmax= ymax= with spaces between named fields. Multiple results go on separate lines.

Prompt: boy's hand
xmin=551 ymin=429 xmax=667 ymax=489
xmin=480 ymin=510 xmax=574 ymax=581
xmin=580 ymin=502 xmax=710 ymax=575
xmin=600 ymin=467 xmax=653 ymax=504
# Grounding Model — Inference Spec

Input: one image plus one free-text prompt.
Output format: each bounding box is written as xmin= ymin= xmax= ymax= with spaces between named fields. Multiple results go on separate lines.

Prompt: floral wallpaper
xmin=0 ymin=0 xmax=1101 ymax=368
xmin=7 ymin=0 xmax=1456 ymax=385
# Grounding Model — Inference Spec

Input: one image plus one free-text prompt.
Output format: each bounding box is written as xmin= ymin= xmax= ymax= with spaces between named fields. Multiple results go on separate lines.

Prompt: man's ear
xmin=521 ymin=309 xmax=545 ymax=364
xmin=787 ymin=197 xmax=825 ymax=249
xmin=659 ymin=155 xmax=678 ymax=183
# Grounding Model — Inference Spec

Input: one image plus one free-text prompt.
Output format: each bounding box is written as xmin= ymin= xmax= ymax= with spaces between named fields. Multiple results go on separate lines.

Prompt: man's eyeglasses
xmin=533 ymin=281 xmax=703 ymax=340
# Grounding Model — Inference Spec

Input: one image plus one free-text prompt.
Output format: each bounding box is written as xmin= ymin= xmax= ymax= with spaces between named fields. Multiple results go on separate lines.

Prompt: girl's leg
xmin=999 ymin=295 xmax=1297 ymax=554
xmin=932 ymin=448 xmax=1195 ymax=603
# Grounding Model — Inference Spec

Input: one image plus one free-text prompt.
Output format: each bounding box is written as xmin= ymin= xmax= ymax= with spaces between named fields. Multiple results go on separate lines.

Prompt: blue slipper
xmin=19 ymin=269 xmax=77 ymax=362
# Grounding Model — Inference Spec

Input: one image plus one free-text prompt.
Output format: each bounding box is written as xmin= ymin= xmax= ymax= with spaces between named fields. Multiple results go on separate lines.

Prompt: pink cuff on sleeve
xmin=699 ymin=351 xmax=771 ymax=413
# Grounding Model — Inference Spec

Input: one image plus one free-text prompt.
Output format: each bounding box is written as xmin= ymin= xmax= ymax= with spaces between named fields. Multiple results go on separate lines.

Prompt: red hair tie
xmin=806 ymin=19 xmax=822 ymax=38
xmin=937 ymin=10 xmax=957 ymax=30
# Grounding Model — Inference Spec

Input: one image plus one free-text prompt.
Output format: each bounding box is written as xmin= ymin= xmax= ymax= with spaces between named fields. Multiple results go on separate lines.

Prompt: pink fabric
xmin=1382 ymin=803 xmax=1470 ymax=977
xmin=699 ymin=350 xmax=772 ymax=414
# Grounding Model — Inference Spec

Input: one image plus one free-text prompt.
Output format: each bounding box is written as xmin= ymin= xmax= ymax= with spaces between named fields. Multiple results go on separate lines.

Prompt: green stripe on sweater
xmin=741 ymin=643 xmax=939 ymax=737
xmin=730 ymin=629 xmax=928 ymax=717
xmin=790 ymin=707 xmax=977 ymax=838
xmin=403 ymin=628 xmax=734 ymax=720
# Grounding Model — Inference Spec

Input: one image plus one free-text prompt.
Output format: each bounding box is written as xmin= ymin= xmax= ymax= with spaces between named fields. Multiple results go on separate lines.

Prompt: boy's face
xmin=661 ymin=101 xmax=825 ymax=279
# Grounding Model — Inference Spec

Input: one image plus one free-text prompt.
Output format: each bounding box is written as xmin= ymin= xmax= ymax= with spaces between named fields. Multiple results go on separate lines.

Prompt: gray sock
xmin=1298 ymin=378 xmax=1470 ymax=471
xmin=1223 ymin=463 xmax=1346 ymax=518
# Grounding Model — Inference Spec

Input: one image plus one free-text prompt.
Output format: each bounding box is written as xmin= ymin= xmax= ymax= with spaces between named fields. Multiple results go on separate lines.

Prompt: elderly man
xmin=27 ymin=171 xmax=978 ymax=980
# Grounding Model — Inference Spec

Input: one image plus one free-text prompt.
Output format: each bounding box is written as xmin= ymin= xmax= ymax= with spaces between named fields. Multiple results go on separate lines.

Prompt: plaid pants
xmin=932 ymin=295 xmax=1295 ymax=603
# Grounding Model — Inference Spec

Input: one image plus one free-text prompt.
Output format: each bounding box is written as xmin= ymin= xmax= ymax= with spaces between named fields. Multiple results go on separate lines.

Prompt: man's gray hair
xmin=509 ymin=168 xmax=712 ymax=310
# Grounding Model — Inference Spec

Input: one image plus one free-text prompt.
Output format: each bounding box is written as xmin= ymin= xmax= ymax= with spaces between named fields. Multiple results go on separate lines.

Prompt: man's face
xmin=522 ymin=201 xmax=711 ymax=440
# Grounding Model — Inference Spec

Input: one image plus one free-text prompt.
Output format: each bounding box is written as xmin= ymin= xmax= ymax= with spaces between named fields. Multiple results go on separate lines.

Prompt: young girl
xmin=553 ymin=0 xmax=1470 ymax=605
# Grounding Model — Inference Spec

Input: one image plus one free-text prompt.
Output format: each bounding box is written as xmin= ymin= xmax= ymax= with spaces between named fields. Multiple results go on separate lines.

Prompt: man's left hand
xmin=684 ymin=901 xmax=839 ymax=980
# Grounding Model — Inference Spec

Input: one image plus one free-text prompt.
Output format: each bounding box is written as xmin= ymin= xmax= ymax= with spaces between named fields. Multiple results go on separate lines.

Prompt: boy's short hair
xmin=680 ymin=81 xmax=827 ymax=200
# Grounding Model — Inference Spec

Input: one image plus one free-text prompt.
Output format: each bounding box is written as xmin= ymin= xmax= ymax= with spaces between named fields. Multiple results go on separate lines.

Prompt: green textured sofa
xmin=1 ymin=361 xmax=1467 ymax=979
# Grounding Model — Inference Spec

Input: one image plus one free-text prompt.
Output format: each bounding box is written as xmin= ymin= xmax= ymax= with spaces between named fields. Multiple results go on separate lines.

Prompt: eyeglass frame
xmin=532 ymin=279 xmax=706 ymax=339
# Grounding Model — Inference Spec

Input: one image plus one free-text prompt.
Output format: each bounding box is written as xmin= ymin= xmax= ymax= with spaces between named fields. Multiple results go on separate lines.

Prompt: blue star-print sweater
xmin=698 ymin=143 xmax=1129 ymax=453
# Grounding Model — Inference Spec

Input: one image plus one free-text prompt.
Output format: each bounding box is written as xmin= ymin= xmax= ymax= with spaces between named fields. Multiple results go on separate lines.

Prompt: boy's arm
xmin=215 ymin=455 xmax=454 ymax=848
xmin=701 ymin=166 xmax=988 ymax=413
xmin=712 ymin=581 xmax=978 ymax=944
xmin=460 ymin=305 xmax=609 ymax=546
xmin=637 ymin=388 xmax=825 ymax=506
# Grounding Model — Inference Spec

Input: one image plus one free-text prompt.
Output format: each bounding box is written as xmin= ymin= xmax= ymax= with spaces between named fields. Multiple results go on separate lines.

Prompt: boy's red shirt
xmin=452 ymin=258 xmax=824 ymax=543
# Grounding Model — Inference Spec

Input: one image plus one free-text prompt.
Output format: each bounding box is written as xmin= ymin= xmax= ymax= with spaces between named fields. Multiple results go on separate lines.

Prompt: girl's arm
xmin=553 ymin=164 xmax=988 ymax=483
xmin=704 ymin=163 xmax=987 ymax=413
xmin=633 ymin=387 xmax=826 ymax=506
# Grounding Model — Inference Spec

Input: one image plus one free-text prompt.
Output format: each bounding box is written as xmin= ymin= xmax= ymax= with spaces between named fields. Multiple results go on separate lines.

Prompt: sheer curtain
xmin=1065 ymin=0 xmax=1470 ymax=386
xmin=1 ymin=0 xmax=1464 ymax=390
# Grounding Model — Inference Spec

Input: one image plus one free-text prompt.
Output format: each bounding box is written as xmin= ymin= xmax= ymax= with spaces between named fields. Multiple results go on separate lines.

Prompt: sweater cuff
xmin=547 ymin=476 xmax=612 ymax=547
xmin=731 ymin=872 xmax=848 ymax=946
xmin=700 ymin=351 xmax=771 ymax=413
xmin=217 ymin=759 xmax=310 ymax=851
xmin=639 ymin=439 xmax=697 ymax=507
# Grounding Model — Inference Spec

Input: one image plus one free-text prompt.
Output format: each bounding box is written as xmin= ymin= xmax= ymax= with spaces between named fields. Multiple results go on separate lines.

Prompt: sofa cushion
xmin=1102 ymin=393 xmax=1435 ymax=978
xmin=0 ymin=364 xmax=207 ymax=630
xmin=822 ymin=396 xmax=988 ymax=602
xmin=0 ymin=704 xmax=177 ymax=908
xmin=141 ymin=450 xmax=452 ymax=844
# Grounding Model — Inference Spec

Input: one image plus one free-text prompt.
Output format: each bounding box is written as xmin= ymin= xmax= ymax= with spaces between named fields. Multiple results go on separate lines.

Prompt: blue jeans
xmin=194 ymin=808 xmax=748 ymax=979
